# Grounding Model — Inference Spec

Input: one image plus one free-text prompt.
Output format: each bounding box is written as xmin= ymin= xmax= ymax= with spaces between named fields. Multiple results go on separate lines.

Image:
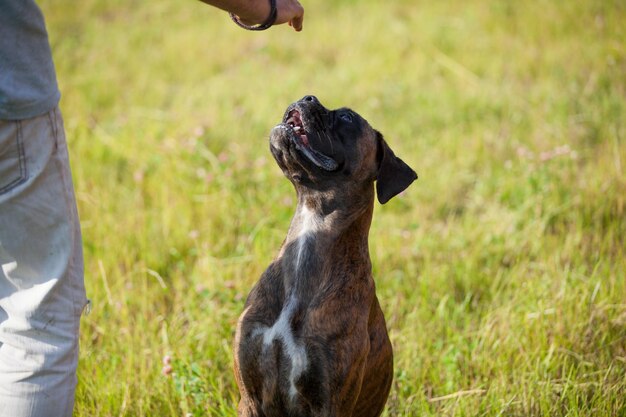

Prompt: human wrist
xmin=230 ymin=0 xmax=277 ymax=30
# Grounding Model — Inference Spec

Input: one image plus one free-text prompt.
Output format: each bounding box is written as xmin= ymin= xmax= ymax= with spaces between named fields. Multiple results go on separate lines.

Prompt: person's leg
xmin=0 ymin=107 xmax=87 ymax=417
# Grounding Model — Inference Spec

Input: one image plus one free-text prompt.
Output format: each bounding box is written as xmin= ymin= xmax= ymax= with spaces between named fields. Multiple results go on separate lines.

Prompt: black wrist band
xmin=229 ymin=0 xmax=277 ymax=31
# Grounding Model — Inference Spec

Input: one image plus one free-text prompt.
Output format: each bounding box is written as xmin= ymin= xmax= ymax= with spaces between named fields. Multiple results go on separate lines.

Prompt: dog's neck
xmin=277 ymin=185 xmax=375 ymax=296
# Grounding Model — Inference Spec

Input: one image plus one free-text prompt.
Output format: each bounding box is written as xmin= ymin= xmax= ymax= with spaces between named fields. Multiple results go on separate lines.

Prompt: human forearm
xmin=199 ymin=0 xmax=303 ymax=31
xmin=200 ymin=0 xmax=269 ymax=25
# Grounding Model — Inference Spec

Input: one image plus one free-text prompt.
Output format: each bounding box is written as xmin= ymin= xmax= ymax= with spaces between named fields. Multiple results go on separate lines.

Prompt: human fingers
xmin=276 ymin=0 xmax=304 ymax=31
xmin=290 ymin=11 xmax=303 ymax=31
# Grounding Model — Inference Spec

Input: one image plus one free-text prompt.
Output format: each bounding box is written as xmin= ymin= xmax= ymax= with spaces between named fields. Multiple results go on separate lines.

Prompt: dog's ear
xmin=375 ymin=131 xmax=417 ymax=204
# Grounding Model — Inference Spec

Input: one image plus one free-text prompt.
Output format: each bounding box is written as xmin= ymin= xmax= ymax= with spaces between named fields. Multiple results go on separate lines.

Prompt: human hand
xmin=275 ymin=0 xmax=304 ymax=31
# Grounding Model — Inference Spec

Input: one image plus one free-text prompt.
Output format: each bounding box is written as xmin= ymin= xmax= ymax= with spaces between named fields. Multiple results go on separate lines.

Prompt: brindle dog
xmin=233 ymin=95 xmax=417 ymax=417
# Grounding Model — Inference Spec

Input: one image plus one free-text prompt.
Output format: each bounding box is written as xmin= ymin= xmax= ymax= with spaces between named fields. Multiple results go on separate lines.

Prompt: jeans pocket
xmin=0 ymin=120 xmax=27 ymax=195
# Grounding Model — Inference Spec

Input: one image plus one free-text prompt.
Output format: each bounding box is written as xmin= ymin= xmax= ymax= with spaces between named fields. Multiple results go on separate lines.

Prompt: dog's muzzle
xmin=270 ymin=96 xmax=340 ymax=172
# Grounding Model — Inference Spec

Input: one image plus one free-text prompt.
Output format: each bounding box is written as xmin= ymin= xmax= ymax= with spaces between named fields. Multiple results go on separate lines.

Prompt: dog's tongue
xmin=299 ymin=133 xmax=309 ymax=146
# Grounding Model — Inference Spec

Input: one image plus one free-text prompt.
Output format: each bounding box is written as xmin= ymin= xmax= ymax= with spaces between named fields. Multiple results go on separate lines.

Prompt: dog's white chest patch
xmin=295 ymin=205 xmax=321 ymax=269
xmin=255 ymin=295 xmax=308 ymax=400
xmin=251 ymin=205 xmax=322 ymax=400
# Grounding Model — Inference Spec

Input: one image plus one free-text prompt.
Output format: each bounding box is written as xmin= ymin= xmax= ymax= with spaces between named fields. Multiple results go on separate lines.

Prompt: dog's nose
xmin=301 ymin=95 xmax=319 ymax=104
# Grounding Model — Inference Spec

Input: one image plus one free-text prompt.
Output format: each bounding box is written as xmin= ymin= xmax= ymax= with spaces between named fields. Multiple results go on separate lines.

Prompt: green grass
xmin=41 ymin=0 xmax=625 ymax=415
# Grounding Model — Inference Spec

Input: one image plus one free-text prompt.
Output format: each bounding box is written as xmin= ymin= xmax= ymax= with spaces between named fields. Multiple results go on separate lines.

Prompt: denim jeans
xmin=0 ymin=107 xmax=87 ymax=417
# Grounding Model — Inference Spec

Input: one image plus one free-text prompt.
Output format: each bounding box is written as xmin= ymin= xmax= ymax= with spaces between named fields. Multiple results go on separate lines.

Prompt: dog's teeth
xmin=294 ymin=126 xmax=301 ymax=131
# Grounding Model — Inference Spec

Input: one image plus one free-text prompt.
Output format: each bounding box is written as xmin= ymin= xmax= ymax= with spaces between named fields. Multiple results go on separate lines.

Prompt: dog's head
xmin=269 ymin=95 xmax=417 ymax=204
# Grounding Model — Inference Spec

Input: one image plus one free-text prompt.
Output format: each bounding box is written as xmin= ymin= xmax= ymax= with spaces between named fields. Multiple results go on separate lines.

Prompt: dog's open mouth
xmin=286 ymin=109 xmax=308 ymax=145
xmin=284 ymin=109 xmax=339 ymax=172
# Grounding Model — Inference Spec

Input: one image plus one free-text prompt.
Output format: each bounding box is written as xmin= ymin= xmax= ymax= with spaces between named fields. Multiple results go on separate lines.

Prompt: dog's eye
xmin=339 ymin=113 xmax=353 ymax=123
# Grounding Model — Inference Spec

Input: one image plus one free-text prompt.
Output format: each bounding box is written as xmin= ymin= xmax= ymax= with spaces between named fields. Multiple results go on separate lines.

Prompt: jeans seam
xmin=48 ymin=108 xmax=59 ymax=151
xmin=51 ymin=108 xmax=86 ymax=317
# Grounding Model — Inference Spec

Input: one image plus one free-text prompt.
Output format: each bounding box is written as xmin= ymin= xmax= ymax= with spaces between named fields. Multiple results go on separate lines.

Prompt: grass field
xmin=41 ymin=0 xmax=626 ymax=415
